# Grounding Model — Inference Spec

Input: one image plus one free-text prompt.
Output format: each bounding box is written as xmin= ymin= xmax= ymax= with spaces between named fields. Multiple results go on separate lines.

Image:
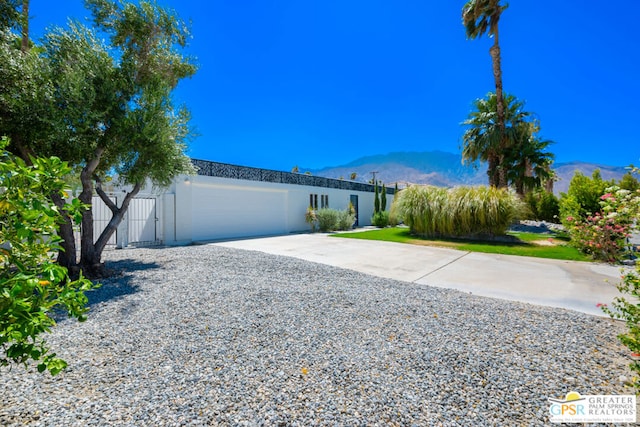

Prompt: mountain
xmin=552 ymin=162 xmax=630 ymax=194
xmin=309 ymin=151 xmax=630 ymax=193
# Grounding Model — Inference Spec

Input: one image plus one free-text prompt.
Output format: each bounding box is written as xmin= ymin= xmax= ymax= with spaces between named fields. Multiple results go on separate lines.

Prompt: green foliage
xmin=371 ymin=211 xmax=390 ymax=228
xmin=1 ymin=0 xmax=198 ymax=272
xmin=462 ymin=0 xmax=508 ymax=40
xmin=389 ymin=184 xmax=400 ymax=226
xmin=524 ymin=190 xmax=559 ymax=222
xmin=461 ymin=92 xmax=555 ymax=191
xmin=565 ymin=186 xmax=639 ymax=263
xmin=600 ymin=166 xmax=640 ymax=391
xmin=0 ymin=138 xmax=96 ymax=375
xmin=307 ymin=207 xmax=355 ymax=232
xmin=381 ymin=183 xmax=387 ymax=212
xmin=347 ymin=202 xmax=356 ymax=217
xmin=393 ymin=185 xmax=523 ymax=237
xmin=305 ymin=205 xmax=317 ymax=232
xmin=601 ymin=265 xmax=640 ymax=393
xmin=620 ymin=172 xmax=640 ymax=192
xmin=315 ymin=208 xmax=339 ymax=232
xmin=374 ymin=181 xmax=380 ymax=214
xmin=336 ymin=209 xmax=356 ymax=231
xmin=333 ymin=227 xmax=589 ymax=261
xmin=0 ymin=28 xmax=53 ymax=155
xmin=0 ymin=1 xmax=22 ymax=32
xmin=559 ymin=170 xmax=614 ymax=227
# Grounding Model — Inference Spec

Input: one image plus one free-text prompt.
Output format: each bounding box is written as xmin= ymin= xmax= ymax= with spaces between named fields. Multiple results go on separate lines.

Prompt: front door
xmin=350 ymin=195 xmax=359 ymax=227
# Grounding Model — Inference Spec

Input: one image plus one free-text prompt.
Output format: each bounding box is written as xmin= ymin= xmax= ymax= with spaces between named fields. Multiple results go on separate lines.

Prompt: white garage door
xmin=191 ymin=184 xmax=287 ymax=241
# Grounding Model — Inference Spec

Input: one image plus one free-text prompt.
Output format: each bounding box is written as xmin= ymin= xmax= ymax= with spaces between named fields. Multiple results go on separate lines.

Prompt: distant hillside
xmin=310 ymin=151 xmax=487 ymax=188
xmin=309 ymin=151 xmax=630 ymax=193
xmin=552 ymin=162 xmax=630 ymax=194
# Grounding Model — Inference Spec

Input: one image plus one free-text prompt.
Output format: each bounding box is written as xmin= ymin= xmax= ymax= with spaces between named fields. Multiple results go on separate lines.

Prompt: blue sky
xmin=31 ymin=1 xmax=639 ymax=171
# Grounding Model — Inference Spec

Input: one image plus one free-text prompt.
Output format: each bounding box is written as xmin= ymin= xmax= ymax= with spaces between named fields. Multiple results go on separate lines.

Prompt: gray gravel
xmin=0 ymin=244 xmax=634 ymax=426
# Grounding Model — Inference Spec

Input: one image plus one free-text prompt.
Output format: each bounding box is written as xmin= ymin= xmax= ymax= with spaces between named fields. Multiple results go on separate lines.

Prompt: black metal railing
xmin=191 ymin=159 xmax=395 ymax=194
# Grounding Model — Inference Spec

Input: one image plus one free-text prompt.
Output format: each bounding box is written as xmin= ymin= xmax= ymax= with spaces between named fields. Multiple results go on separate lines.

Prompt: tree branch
xmin=95 ymin=177 xmax=118 ymax=213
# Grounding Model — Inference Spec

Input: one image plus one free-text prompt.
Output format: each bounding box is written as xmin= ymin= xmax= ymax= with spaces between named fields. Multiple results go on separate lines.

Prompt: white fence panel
xmin=128 ymin=197 xmax=158 ymax=244
xmin=92 ymin=196 xmax=117 ymax=246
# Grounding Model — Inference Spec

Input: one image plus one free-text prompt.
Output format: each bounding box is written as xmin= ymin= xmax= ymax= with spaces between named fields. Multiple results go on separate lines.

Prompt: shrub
xmin=336 ymin=209 xmax=356 ymax=231
xmin=0 ymin=138 xmax=95 ymax=375
xmin=566 ymin=186 xmax=639 ymax=262
xmin=524 ymin=190 xmax=560 ymax=222
xmin=381 ymin=183 xmax=387 ymax=211
xmin=601 ymin=265 xmax=640 ymax=393
xmin=389 ymin=183 xmax=401 ymax=226
xmin=371 ymin=211 xmax=389 ymax=228
xmin=393 ymin=185 xmax=522 ymax=238
xmin=620 ymin=172 xmax=640 ymax=192
xmin=600 ymin=167 xmax=640 ymax=391
xmin=559 ymin=170 xmax=614 ymax=227
xmin=374 ymin=181 xmax=380 ymax=214
xmin=305 ymin=205 xmax=317 ymax=232
xmin=316 ymin=208 xmax=339 ymax=232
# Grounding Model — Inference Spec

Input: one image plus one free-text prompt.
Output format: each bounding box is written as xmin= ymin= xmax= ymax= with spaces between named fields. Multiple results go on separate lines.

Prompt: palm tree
xmin=462 ymin=0 xmax=509 ymax=187
xmin=462 ymin=92 xmax=527 ymax=186
xmin=462 ymin=92 xmax=556 ymax=195
xmin=505 ymin=122 xmax=555 ymax=196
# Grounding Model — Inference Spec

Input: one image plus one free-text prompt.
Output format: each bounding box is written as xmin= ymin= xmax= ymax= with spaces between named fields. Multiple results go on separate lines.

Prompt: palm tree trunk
xmin=487 ymin=153 xmax=499 ymax=187
xmin=20 ymin=1 xmax=29 ymax=53
xmin=489 ymin=26 xmax=507 ymax=188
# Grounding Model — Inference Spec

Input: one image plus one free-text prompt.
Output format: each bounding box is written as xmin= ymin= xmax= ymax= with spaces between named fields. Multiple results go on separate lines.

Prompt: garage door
xmin=191 ymin=183 xmax=287 ymax=241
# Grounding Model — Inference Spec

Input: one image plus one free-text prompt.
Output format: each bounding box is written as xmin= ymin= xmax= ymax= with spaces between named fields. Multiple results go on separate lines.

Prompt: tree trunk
xmin=487 ymin=153 xmax=499 ymax=187
xmin=20 ymin=1 xmax=29 ymax=53
xmin=94 ymin=181 xmax=142 ymax=258
xmin=78 ymin=168 xmax=98 ymax=275
xmin=489 ymin=28 xmax=508 ymax=188
xmin=51 ymin=191 xmax=78 ymax=274
xmin=77 ymin=149 xmax=104 ymax=277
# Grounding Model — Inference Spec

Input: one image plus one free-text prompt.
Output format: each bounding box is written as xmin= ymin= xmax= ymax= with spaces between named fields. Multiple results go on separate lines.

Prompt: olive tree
xmin=0 ymin=0 xmax=197 ymax=276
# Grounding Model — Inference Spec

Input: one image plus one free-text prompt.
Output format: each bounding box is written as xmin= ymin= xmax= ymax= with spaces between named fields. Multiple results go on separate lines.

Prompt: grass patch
xmin=332 ymin=227 xmax=590 ymax=262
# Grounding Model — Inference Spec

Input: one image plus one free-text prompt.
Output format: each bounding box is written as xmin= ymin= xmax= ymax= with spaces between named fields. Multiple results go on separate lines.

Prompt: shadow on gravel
xmin=84 ymin=259 xmax=160 ymax=306
xmin=52 ymin=259 xmax=160 ymax=323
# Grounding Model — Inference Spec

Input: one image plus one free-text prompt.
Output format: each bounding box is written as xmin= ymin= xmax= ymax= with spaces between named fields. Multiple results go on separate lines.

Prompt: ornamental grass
xmin=393 ymin=185 xmax=523 ymax=238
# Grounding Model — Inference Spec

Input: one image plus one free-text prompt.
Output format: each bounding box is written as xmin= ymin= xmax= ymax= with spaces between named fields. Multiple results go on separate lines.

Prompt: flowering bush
xmin=565 ymin=187 xmax=639 ymax=262
xmin=601 ymin=266 xmax=640 ymax=393
xmin=600 ymin=168 xmax=640 ymax=393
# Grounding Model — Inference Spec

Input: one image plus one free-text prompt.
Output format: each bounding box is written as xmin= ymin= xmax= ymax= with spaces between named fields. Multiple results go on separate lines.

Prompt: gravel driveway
xmin=0 ymin=244 xmax=632 ymax=426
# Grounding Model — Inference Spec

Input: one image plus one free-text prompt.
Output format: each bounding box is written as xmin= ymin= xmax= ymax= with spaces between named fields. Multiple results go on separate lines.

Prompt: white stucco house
xmin=98 ymin=158 xmax=394 ymax=247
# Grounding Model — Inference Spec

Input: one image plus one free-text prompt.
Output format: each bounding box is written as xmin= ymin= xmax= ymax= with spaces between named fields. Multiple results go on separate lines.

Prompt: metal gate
xmin=127 ymin=197 xmax=158 ymax=245
xmin=74 ymin=195 xmax=160 ymax=248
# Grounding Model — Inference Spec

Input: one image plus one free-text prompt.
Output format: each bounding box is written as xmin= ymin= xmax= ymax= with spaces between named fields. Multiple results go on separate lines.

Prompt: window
xmin=310 ymin=193 xmax=318 ymax=209
xmin=310 ymin=194 xmax=328 ymax=209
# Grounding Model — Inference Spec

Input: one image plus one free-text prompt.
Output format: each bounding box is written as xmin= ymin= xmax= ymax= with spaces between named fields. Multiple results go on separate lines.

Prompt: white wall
xmin=165 ymin=174 xmax=378 ymax=244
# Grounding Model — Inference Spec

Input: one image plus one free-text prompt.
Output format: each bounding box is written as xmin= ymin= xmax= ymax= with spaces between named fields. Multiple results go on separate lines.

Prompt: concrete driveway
xmin=213 ymin=233 xmax=630 ymax=317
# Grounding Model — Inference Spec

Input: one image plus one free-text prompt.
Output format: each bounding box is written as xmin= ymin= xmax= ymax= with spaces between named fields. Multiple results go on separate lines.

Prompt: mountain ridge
xmin=308 ymin=151 xmax=630 ymax=194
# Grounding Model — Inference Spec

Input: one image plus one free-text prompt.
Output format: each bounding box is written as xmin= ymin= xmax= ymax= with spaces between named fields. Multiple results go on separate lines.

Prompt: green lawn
xmin=331 ymin=227 xmax=590 ymax=261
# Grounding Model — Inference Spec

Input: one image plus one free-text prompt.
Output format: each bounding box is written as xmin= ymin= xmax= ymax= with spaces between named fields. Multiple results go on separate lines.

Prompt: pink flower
xmin=566 ymin=216 xmax=574 ymax=222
